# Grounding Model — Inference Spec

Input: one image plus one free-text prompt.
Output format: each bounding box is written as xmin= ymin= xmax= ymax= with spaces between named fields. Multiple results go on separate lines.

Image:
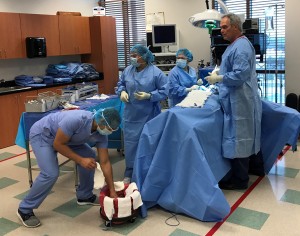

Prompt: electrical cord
xmin=165 ymin=212 xmax=180 ymax=226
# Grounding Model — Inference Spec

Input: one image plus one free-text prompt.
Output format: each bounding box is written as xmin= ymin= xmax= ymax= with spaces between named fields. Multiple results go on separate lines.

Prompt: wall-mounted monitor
xmin=152 ymin=24 xmax=177 ymax=47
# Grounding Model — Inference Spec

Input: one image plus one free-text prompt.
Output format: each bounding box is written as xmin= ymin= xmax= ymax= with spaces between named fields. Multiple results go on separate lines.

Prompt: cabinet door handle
xmin=3 ymin=50 xmax=6 ymax=58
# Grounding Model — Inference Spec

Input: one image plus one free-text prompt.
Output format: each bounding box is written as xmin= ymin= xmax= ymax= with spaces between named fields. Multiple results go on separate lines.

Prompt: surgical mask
xmin=97 ymin=125 xmax=112 ymax=136
xmin=130 ymin=57 xmax=141 ymax=67
xmin=176 ymin=59 xmax=187 ymax=69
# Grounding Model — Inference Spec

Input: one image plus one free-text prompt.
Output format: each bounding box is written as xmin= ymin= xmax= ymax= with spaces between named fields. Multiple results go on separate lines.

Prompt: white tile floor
xmin=1 ymin=142 xmax=300 ymax=236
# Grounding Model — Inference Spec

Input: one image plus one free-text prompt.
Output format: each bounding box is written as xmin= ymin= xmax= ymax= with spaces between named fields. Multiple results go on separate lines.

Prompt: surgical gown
xmin=116 ymin=64 xmax=168 ymax=178
xmin=19 ymin=110 xmax=107 ymax=213
xmin=218 ymin=36 xmax=262 ymax=159
xmin=168 ymin=65 xmax=197 ymax=107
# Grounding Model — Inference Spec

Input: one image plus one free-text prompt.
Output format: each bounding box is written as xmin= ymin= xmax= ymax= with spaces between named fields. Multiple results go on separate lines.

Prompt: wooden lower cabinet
xmin=0 ymin=81 xmax=105 ymax=148
xmin=0 ymin=90 xmax=37 ymax=148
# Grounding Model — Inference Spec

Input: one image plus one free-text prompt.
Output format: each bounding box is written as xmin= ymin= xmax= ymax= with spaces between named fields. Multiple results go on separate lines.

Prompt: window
xmin=213 ymin=0 xmax=285 ymax=103
xmin=103 ymin=0 xmax=146 ymax=70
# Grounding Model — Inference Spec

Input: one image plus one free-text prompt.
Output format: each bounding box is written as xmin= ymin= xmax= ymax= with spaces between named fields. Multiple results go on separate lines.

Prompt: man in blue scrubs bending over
xmin=17 ymin=107 xmax=121 ymax=228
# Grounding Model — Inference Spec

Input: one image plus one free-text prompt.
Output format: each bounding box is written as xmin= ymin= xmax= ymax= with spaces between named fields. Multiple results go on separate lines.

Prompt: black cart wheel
xmin=105 ymin=221 xmax=112 ymax=227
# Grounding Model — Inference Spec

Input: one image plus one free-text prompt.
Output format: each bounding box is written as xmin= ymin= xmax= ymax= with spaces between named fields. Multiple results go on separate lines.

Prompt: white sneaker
xmin=123 ymin=177 xmax=131 ymax=184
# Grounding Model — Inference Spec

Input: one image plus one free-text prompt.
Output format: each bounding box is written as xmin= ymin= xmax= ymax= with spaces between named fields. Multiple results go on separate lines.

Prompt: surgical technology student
xmin=205 ymin=13 xmax=262 ymax=190
xmin=116 ymin=44 xmax=168 ymax=182
xmin=17 ymin=107 xmax=121 ymax=228
xmin=168 ymin=48 xmax=203 ymax=107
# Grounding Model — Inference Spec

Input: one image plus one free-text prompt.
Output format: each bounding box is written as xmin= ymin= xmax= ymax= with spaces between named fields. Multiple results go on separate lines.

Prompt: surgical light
xmin=188 ymin=0 xmax=229 ymax=31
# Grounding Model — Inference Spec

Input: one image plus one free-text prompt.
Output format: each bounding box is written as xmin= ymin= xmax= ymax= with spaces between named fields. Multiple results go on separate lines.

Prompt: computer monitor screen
xmin=147 ymin=32 xmax=162 ymax=53
xmin=152 ymin=24 xmax=177 ymax=47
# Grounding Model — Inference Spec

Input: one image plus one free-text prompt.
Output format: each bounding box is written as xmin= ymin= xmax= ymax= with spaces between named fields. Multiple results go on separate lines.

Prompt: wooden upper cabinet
xmin=0 ymin=12 xmax=23 ymax=59
xmin=58 ymin=15 xmax=91 ymax=55
xmin=82 ymin=16 xmax=118 ymax=94
xmin=20 ymin=14 xmax=60 ymax=57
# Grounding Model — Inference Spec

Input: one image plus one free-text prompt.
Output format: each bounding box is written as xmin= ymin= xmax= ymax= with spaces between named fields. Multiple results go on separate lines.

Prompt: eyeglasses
xmin=102 ymin=112 xmax=119 ymax=132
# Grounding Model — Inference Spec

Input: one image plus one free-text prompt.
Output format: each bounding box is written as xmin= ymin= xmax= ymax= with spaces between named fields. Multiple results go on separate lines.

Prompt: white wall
xmin=147 ymin=0 xmax=300 ymax=98
xmin=0 ymin=0 xmax=299 ymax=97
xmin=0 ymin=0 xmax=98 ymax=16
xmin=145 ymin=0 xmax=212 ymax=69
xmin=0 ymin=0 xmax=98 ymax=80
xmin=285 ymin=0 xmax=300 ymax=96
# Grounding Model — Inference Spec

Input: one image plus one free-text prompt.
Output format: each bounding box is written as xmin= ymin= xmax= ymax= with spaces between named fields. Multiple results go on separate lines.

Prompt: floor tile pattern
xmin=0 ymin=143 xmax=300 ymax=236
xmin=227 ymin=207 xmax=269 ymax=230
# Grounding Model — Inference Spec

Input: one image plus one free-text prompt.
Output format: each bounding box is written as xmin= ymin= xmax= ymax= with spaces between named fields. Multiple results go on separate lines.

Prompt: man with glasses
xmin=17 ymin=107 xmax=121 ymax=228
xmin=205 ymin=13 xmax=262 ymax=190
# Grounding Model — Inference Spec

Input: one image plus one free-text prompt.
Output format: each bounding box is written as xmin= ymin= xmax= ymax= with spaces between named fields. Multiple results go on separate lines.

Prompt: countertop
xmin=0 ymin=73 xmax=104 ymax=96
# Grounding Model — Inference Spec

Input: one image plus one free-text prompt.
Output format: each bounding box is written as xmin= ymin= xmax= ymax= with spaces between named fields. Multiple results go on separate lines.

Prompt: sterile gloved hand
xmin=191 ymin=85 xmax=199 ymax=90
xmin=185 ymin=85 xmax=199 ymax=92
xmin=205 ymin=72 xmax=223 ymax=85
xmin=197 ymin=79 xmax=203 ymax=86
xmin=211 ymin=66 xmax=220 ymax=75
xmin=120 ymin=91 xmax=129 ymax=103
xmin=134 ymin=91 xmax=151 ymax=100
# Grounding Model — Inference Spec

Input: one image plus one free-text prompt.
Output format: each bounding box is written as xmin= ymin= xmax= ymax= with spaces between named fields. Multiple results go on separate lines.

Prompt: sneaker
xmin=77 ymin=194 xmax=100 ymax=206
xmin=123 ymin=177 xmax=131 ymax=184
xmin=17 ymin=209 xmax=41 ymax=228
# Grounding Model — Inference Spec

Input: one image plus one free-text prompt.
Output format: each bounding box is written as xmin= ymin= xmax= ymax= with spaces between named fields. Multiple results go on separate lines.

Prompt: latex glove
xmin=211 ymin=66 xmax=220 ymax=75
xmin=197 ymin=79 xmax=203 ymax=86
xmin=120 ymin=91 xmax=129 ymax=103
xmin=185 ymin=85 xmax=199 ymax=92
xmin=134 ymin=91 xmax=151 ymax=100
xmin=191 ymin=85 xmax=199 ymax=90
xmin=205 ymin=73 xmax=223 ymax=85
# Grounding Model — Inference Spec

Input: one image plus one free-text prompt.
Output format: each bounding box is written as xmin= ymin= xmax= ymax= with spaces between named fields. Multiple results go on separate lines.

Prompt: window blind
xmin=213 ymin=0 xmax=286 ymax=103
xmin=103 ymin=0 xmax=146 ymax=70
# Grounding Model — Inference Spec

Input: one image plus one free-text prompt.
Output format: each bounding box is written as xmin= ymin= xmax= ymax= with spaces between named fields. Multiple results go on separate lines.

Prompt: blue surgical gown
xmin=168 ymin=65 xmax=197 ymax=107
xmin=116 ymin=64 xmax=168 ymax=178
xmin=218 ymin=36 xmax=262 ymax=158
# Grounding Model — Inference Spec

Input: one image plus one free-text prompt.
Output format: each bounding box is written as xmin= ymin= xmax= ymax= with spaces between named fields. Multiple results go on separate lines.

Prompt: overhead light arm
xmin=215 ymin=0 xmax=229 ymax=14
xmin=205 ymin=0 xmax=209 ymax=10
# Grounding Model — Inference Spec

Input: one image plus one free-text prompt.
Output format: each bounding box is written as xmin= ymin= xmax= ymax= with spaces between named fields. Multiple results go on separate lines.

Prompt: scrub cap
xmin=94 ymin=107 xmax=121 ymax=130
xmin=130 ymin=44 xmax=154 ymax=63
xmin=176 ymin=48 xmax=193 ymax=62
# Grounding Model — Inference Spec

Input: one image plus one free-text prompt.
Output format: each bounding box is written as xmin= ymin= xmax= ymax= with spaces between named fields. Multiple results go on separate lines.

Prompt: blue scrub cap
xmin=130 ymin=44 xmax=154 ymax=63
xmin=94 ymin=107 xmax=121 ymax=130
xmin=176 ymin=48 xmax=193 ymax=62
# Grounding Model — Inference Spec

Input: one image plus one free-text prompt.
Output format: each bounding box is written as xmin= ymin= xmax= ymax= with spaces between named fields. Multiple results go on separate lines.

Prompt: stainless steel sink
xmin=0 ymin=86 xmax=32 ymax=94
